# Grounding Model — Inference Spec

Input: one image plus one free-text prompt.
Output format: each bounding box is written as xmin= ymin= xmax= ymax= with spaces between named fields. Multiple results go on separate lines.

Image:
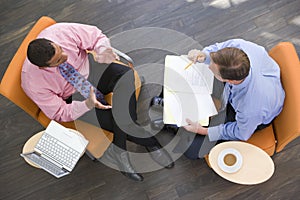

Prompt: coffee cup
xmin=217 ymin=148 xmax=243 ymax=173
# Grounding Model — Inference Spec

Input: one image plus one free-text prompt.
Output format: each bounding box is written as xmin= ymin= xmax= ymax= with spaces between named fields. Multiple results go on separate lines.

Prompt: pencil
xmin=184 ymin=62 xmax=193 ymax=70
xmin=184 ymin=54 xmax=202 ymax=70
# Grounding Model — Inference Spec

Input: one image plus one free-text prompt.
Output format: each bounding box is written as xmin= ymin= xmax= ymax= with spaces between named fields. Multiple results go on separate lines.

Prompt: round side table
xmin=22 ymin=129 xmax=85 ymax=168
xmin=208 ymin=141 xmax=275 ymax=185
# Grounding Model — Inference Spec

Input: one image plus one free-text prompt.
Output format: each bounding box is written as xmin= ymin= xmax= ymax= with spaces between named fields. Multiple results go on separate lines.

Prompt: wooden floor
xmin=1 ymin=0 xmax=300 ymax=199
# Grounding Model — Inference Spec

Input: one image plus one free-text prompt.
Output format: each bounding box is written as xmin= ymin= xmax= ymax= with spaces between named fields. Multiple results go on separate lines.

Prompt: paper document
xmin=163 ymin=55 xmax=217 ymax=127
xmin=164 ymin=55 xmax=214 ymax=94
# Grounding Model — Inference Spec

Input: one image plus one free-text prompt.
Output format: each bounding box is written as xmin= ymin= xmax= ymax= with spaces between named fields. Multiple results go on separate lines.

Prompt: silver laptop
xmin=21 ymin=120 xmax=88 ymax=178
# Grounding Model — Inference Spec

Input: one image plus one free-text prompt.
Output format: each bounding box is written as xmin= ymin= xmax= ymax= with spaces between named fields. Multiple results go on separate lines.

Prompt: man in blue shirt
xmin=153 ymin=39 xmax=285 ymax=159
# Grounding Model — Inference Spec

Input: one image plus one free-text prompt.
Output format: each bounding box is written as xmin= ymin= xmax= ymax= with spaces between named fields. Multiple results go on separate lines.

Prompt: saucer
xmin=217 ymin=148 xmax=243 ymax=173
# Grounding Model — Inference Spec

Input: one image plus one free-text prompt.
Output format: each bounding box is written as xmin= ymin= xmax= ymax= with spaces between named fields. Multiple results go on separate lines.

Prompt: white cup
xmin=217 ymin=148 xmax=243 ymax=173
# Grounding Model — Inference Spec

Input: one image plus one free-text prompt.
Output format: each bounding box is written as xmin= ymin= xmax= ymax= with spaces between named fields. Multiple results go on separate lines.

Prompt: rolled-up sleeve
xmin=21 ymin=80 xmax=90 ymax=122
xmin=65 ymin=23 xmax=112 ymax=63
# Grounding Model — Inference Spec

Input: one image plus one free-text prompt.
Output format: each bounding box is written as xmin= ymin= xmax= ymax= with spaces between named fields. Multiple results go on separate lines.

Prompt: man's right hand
xmin=187 ymin=49 xmax=206 ymax=63
xmin=94 ymin=47 xmax=119 ymax=64
xmin=85 ymin=87 xmax=112 ymax=110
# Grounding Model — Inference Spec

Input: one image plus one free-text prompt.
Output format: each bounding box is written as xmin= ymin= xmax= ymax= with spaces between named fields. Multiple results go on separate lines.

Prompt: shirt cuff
xmin=202 ymin=50 xmax=211 ymax=65
xmin=208 ymin=125 xmax=223 ymax=141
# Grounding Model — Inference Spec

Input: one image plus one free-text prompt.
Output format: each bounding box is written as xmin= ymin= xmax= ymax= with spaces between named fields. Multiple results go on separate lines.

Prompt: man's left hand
xmin=85 ymin=87 xmax=112 ymax=110
xmin=183 ymin=119 xmax=208 ymax=135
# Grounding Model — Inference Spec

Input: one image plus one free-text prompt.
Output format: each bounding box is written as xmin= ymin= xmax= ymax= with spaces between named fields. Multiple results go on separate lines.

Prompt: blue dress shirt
xmin=203 ymin=39 xmax=285 ymax=141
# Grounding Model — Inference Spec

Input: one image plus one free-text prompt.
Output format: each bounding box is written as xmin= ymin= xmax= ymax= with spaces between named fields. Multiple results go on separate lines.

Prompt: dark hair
xmin=27 ymin=38 xmax=55 ymax=67
xmin=210 ymin=47 xmax=250 ymax=80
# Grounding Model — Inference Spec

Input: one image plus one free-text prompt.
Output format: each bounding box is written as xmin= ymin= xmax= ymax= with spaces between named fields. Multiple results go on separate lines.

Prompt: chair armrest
xmin=112 ymin=47 xmax=134 ymax=66
xmin=269 ymin=42 xmax=300 ymax=153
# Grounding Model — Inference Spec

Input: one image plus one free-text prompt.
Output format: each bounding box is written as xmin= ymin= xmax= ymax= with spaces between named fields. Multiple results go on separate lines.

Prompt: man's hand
xmin=85 ymin=87 xmax=112 ymax=110
xmin=183 ymin=119 xmax=208 ymax=135
xmin=187 ymin=49 xmax=206 ymax=63
xmin=95 ymin=47 xmax=119 ymax=64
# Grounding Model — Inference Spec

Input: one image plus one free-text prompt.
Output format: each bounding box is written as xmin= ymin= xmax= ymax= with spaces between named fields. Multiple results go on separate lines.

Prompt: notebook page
xmin=164 ymin=55 xmax=214 ymax=94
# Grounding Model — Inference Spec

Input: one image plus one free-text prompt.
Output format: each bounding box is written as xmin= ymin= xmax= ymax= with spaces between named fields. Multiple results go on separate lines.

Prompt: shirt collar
xmin=231 ymin=67 xmax=252 ymax=91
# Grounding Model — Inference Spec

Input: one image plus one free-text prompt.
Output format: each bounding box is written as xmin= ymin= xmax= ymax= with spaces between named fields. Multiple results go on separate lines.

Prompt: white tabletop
xmin=209 ymin=141 xmax=275 ymax=185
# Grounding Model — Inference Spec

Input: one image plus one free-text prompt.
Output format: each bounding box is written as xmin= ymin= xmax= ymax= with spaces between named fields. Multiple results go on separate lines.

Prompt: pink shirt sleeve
xmin=25 ymin=85 xmax=91 ymax=122
xmin=67 ymin=23 xmax=111 ymax=49
xmin=55 ymin=23 xmax=114 ymax=63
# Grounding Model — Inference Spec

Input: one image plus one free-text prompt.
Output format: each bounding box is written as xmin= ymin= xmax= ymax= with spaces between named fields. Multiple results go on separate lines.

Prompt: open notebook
xmin=163 ymin=55 xmax=217 ymax=126
xmin=21 ymin=120 xmax=88 ymax=178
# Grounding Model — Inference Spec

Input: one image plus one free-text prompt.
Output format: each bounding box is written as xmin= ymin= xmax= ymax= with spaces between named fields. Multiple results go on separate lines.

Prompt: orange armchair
xmin=0 ymin=16 xmax=118 ymax=159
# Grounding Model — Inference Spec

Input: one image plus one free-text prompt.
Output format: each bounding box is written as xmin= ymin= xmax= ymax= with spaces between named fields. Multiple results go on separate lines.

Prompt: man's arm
xmin=25 ymin=87 xmax=91 ymax=122
xmin=57 ymin=23 xmax=117 ymax=64
xmin=208 ymin=113 xmax=263 ymax=141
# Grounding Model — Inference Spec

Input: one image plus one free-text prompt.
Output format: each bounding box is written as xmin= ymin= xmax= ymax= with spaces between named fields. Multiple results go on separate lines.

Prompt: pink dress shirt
xmin=21 ymin=23 xmax=112 ymax=122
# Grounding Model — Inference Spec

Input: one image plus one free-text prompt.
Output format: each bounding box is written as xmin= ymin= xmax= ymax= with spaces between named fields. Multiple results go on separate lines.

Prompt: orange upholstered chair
xmin=0 ymin=16 xmax=140 ymax=160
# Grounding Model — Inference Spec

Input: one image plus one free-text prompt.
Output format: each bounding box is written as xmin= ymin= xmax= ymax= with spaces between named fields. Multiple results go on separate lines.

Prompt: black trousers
xmin=95 ymin=63 xmax=159 ymax=150
xmin=183 ymin=102 xmax=270 ymax=159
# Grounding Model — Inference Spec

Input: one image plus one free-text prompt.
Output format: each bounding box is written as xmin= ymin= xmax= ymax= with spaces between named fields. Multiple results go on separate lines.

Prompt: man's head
xmin=27 ymin=38 xmax=67 ymax=67
xmin=209 ymin=47 xmax=250 ymax=83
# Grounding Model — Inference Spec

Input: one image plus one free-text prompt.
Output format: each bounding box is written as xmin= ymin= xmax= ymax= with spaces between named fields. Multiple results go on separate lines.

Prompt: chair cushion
xmin=246 ymin=125 xmax=276 ymax=156
xmin=73 ymin=120 xmax=113 ymax=158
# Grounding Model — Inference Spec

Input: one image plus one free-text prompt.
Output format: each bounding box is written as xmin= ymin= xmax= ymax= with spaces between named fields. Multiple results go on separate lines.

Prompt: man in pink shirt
xmin=22 ymin=23 xmax=174 ymax=181
xmin=22 ymin=23 xmax=115 ymax=122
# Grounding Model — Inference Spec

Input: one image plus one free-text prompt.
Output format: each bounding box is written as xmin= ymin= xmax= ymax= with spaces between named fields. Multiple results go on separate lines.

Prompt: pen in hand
xmin=184 ymin=62 xmax=193 ymax=70
xmin=184 ymin=54 xmax=202 ymax=70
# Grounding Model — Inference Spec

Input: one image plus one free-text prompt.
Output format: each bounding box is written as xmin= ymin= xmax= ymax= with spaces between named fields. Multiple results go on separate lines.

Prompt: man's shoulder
xmin=22 ymin=60 xmax=58 ymax=79
xmin=38 ymin=23 xmax=78 ymax=36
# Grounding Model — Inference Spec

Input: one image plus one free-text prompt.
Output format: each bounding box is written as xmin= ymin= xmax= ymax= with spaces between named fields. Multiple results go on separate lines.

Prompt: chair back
xmin=269 ymin=42 xmax=300 ymax=153
xmin=0 ymin=16 xmax=56 ymax=124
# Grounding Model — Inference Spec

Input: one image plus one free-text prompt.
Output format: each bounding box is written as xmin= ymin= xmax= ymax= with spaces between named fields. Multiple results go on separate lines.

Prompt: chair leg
xmin=204 ymin=154 xmax=212 ymax=168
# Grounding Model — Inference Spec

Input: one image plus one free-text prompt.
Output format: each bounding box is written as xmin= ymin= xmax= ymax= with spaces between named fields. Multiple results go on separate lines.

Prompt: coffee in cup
xmin=224 ymin=153 xmax=237 ymax=166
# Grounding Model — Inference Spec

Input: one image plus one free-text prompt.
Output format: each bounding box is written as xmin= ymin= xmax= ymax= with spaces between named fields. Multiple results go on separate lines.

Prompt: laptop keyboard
xmin=36 ymin=133 xmax=81 ymax=170
xmin=24 ymin=153 xmax=68 ymax=178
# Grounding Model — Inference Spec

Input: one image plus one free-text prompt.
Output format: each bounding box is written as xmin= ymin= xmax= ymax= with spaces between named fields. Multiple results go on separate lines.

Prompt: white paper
xmin=164 ymin=55 xmax=214 ymax=94
xmin=163 ymin=88 xmax=217 ymax=126
xmin=163 ymin=55 xmax=217 ymax=127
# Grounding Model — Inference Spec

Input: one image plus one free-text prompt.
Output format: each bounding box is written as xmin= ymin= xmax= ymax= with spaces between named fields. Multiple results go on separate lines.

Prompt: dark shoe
xmin=118 ymin=152 xmax=144 ymax=181
xmin=145 ymin=144 xmax=175 ymax=169
xmin=151 ymin=119 xmax=179 ymax=134
xmin=100 ymin=145 xmax=144 ymax=182
xmin=150 ymin=96 xmax=164 ymax=107
xmin=163 ymin=124 xmax=179 ymax=134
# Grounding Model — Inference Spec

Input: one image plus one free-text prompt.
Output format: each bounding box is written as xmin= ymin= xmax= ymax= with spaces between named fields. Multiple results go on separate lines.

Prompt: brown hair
xmin=210 ymin=47 xmax=250 ymax=80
